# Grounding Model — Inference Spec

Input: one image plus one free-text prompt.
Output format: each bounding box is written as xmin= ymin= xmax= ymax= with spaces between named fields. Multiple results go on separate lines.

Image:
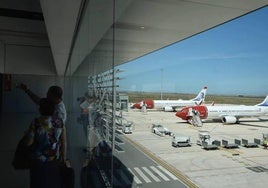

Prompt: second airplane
xmin=132 ymin=86 xmax=207 ymax=112
xmin=176 ymin=95 xmax=268 ymax=124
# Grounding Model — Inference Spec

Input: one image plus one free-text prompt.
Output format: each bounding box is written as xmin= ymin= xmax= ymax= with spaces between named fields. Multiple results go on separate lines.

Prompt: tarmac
xmin=122 ymin=109 xmax=268 ymax=188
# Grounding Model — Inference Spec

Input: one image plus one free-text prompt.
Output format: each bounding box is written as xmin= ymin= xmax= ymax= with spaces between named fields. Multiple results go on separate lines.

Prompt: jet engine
xmin=221 ymin=116 xmax=237 ymax=124
xmin=163 ymin=106 xmax=174 ymax=112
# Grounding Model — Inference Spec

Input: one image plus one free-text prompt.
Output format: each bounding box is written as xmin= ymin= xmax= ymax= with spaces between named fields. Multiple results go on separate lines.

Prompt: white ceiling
xmin=0 ymin=0 xmax=268 ymax=76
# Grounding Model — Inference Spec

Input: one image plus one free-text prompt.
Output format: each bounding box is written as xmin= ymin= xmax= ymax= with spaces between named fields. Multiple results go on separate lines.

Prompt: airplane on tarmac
xmin=175 ymin=95 xmax=268 ymax=124
xmin=131 ymin=86 xmax=207 ymax=112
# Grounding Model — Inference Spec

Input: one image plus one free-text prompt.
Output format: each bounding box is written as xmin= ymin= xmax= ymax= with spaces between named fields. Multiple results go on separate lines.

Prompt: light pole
xmin=160 ymin=68 xmax=163 ymax=100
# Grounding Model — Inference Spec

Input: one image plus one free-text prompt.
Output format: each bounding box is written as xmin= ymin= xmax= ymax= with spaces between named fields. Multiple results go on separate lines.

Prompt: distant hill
xmin=124 ymin=91 xmax=264 ymax=105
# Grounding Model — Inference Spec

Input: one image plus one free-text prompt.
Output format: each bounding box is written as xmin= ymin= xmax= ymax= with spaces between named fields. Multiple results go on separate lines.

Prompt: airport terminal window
xmin=67 ymin=1 xmax=191 ymax=187
xmin=2 ymin=2 xmax=266 ymax=188
xmin=65 ymin=1 xmax=128 ymax=187
xmin=64 ymin=2 xmax=268 ymax=188
xmin=1 ymin=1 xmax=268 ymax=188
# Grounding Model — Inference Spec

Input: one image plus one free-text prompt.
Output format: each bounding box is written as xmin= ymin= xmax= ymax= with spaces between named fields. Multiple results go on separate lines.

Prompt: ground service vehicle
xmin=262 ymin=133 xmax=268 ymax=149
xmin=197 ymin=131 xmax=220 ymax=150
xmin=172 ymin=134 xmax=191 ymax=147
xmin=151 ymin=124 xmax=172 ymax=136
xmin=122 ymin=122 xmax=133 ymax=134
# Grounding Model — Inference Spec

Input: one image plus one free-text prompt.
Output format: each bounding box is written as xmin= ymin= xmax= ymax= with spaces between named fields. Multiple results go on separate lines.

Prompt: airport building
xmin=0 ymin=1 xmax=268 ymax=187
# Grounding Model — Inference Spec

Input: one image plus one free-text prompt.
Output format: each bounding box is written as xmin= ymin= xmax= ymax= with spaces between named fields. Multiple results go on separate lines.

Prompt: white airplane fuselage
xmin=206 ymin=105 xmax=268 ymax=119
xmin=153 ymin=100 xmax=200 ymax=109
xmin=176 ymin=96 xmax=268 ymax=124
xmin=132 ymin=86 xmax=207 ymax=111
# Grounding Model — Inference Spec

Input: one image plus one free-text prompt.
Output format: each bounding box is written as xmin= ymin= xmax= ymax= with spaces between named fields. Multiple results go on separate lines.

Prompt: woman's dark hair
xmin=39 ymin=98 xmax=55 ymax=116
xmin=48 ymin=86 xmax=63 ymax=99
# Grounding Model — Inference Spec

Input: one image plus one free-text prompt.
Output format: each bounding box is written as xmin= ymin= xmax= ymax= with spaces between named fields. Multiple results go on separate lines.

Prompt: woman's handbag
xmin=12 ymin=136 xmax=33 ymax=170
xmin=60 ymin=160 xmax=75 ymax=188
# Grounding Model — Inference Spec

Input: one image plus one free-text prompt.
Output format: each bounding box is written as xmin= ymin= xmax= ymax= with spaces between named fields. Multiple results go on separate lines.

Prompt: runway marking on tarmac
xmin=124 ymin=136 xmax=198 ymax=188
xmin=134 ymin=167 xmax=152 ymax=183
xmin=150 ymin=166 xmax=170 ymax=181
xmin=142 ymin=167 xmax=161 ymax=182
xmin=158 ymin=165 xmax=179 ymax=180
xmin=128 ymin=168 xmax=142 ymax=184
xmin=129 ymin=165 xmax=180 ymax=184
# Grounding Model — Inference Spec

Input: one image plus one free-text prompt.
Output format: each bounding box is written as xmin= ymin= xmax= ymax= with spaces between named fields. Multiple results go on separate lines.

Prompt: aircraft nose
xmin=175 ymin=111 xmax=182 ymax=118
xmin=175 ymin=111 xmax=185 ymax=119
xmin=133 ymin=103 xmax=141 ymax=109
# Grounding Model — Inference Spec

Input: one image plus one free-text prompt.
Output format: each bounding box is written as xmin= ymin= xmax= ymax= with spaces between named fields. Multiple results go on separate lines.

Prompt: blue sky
xmin=118 ymin=6 xmax=268 ymax=96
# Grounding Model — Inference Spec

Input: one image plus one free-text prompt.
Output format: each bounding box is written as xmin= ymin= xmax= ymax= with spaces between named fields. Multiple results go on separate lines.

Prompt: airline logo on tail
xmin=256 ymin=95 xmax=268 ymax=107
xmin=192 ymin=86 xmax=207 ymax=105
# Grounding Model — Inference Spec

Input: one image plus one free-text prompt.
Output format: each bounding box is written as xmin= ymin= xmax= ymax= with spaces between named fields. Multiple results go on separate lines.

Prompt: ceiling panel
xmin=0 ymin=0 xmax=267 ymax=76
xmin=73 ymin=0 xmax=268 ymax=76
